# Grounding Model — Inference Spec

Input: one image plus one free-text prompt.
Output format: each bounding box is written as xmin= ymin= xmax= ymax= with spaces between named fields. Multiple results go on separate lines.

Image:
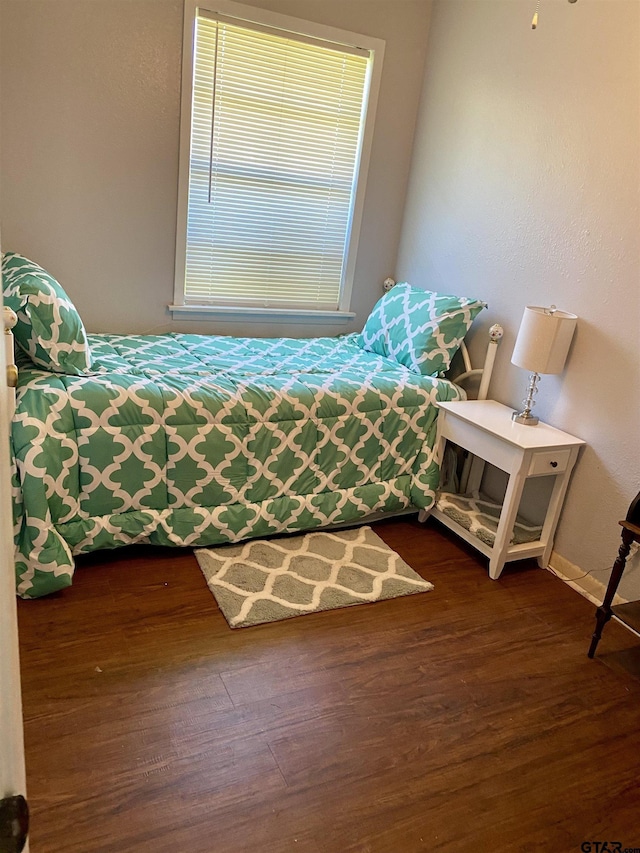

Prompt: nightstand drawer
xmin=528 ymin=449 xmax=571 ymax=477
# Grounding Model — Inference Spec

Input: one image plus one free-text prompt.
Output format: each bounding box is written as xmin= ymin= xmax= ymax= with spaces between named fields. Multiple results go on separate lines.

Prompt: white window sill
xmin=169 ymin=304 xmax=356 ymax=324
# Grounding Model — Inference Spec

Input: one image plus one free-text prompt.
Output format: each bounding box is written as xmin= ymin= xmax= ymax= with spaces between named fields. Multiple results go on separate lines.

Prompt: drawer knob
xmin=549 ymin=460 xmax=558 ymax=468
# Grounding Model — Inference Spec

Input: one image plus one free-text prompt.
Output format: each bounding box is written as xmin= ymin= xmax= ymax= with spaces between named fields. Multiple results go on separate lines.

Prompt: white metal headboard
xmin=451 ymin=323 xmax=504 ymax=400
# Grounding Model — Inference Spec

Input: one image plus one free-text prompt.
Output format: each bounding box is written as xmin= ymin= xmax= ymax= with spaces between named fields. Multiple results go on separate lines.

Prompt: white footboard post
xmin=476 ymin=323 xmax=504 ymax=401
xmin=460 ymin=324 xmax=503 ymax=494
xmin=3 ymin=307 xmax=18 ymax=418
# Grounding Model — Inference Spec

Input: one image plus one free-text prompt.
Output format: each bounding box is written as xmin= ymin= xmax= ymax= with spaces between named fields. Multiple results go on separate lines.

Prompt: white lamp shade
xmin=511 ymin=306 xmax=577 ymax=375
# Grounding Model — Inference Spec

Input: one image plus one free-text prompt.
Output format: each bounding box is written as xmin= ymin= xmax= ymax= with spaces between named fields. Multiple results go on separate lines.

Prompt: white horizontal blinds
xmin=185 ymin=13 xmax=370 ymax=309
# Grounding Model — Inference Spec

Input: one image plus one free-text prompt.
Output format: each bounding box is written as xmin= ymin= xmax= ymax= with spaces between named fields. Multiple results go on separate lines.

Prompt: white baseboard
xmin=547 ymin=551 xmax=627 ymax=607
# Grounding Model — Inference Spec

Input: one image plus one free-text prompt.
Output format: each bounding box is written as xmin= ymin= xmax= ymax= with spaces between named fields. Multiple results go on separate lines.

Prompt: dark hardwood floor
xmin=16 ymin=517 xmax=640 ymax=853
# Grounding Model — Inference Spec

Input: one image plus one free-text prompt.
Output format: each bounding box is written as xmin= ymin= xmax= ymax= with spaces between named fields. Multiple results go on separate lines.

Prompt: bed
xmin=3 ymin=253 xmax=496 ymax=598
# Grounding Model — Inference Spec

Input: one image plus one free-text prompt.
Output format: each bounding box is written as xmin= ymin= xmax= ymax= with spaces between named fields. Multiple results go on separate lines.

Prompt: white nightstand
xmin=421 ymin=400 xmax=585 ymax=579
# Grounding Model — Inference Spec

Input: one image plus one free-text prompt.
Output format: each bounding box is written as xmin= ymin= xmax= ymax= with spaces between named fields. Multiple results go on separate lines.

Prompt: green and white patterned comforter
xmin=11 ymin=332 xmax=463 ymax=598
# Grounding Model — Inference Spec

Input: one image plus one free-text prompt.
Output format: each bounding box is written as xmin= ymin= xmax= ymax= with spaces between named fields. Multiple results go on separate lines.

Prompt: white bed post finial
xmin=477 ymin=323 xmax=504 ymax=401
xmin=3 ymin=306 xmax=18 ymax=417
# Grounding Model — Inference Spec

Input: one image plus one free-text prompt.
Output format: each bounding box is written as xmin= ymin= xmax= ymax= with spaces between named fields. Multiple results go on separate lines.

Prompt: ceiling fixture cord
xmin=531 ymin=0 xmax=540 ymax=29
xmin=532 ymin=0 xmax=578 ymax=30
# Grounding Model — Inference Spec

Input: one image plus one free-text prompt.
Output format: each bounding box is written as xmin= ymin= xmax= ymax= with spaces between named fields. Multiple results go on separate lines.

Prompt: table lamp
xmin=511 ymin=305 xmax=577 ymax=425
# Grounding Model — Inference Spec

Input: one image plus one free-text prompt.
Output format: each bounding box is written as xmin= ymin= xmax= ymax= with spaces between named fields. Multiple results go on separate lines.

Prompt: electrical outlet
xmin=383 ymin=277 xmax=395 ymax=292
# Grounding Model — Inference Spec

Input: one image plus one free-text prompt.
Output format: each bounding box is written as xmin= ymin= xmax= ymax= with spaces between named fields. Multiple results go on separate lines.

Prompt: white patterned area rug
xmin=194 ymin=526 xmax=433 ymax=629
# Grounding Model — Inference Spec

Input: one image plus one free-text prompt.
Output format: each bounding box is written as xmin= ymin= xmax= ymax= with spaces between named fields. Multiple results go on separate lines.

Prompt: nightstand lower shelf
xmin=430 ymin=491 xmax=547 ymax=572
xmin=434 ymin=491 xmax=542 ymax=548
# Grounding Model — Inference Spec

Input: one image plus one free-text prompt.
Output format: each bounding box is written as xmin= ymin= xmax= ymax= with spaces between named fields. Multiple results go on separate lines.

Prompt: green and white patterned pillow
xmin=2 ymin=252 xmax=91 ymax=374
xmin=359 ymin=282 xmax=485 ymax=377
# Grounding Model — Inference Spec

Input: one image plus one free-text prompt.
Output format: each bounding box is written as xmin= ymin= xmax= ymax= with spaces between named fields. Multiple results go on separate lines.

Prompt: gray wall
xmin=0 ymin=0 xmax=432 ymax=338
xmin=396 ymin=0 xmax=640 ymax=595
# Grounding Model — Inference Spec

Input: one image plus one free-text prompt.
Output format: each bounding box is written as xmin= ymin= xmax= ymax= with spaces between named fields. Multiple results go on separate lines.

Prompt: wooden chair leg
xmin=588 ymin=606 xmax=612 ymax=659
xmin=588 ymin=529 xmax=634 ymax=658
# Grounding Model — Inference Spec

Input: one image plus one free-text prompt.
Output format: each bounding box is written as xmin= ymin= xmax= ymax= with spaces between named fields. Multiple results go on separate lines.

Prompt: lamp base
xmin=513 ymin=371 xmax=541 ymax=426
xmin=512 ymin=410 xmax=539 ymax=426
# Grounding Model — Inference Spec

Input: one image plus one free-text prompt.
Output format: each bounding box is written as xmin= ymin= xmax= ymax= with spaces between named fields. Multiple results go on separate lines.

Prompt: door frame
xmin=1 ymin=298 xmax=29 ymax=851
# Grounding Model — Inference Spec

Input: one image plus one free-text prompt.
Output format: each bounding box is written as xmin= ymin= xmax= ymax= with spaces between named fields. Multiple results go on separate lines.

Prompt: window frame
xmin=171 ymin=0 xmax=385 ymax=323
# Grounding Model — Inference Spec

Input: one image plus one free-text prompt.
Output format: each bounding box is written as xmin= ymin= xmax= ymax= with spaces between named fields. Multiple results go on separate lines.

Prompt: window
xmin=173 ymin=0 xmax=384 ymax=319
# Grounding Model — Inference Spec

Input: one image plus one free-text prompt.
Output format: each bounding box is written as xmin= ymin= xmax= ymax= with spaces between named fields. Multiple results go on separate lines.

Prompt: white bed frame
xmin=449 ymin=323 xmax=504 ymax=401
xmin=440 ymin=322 xmax=504 ymax=500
